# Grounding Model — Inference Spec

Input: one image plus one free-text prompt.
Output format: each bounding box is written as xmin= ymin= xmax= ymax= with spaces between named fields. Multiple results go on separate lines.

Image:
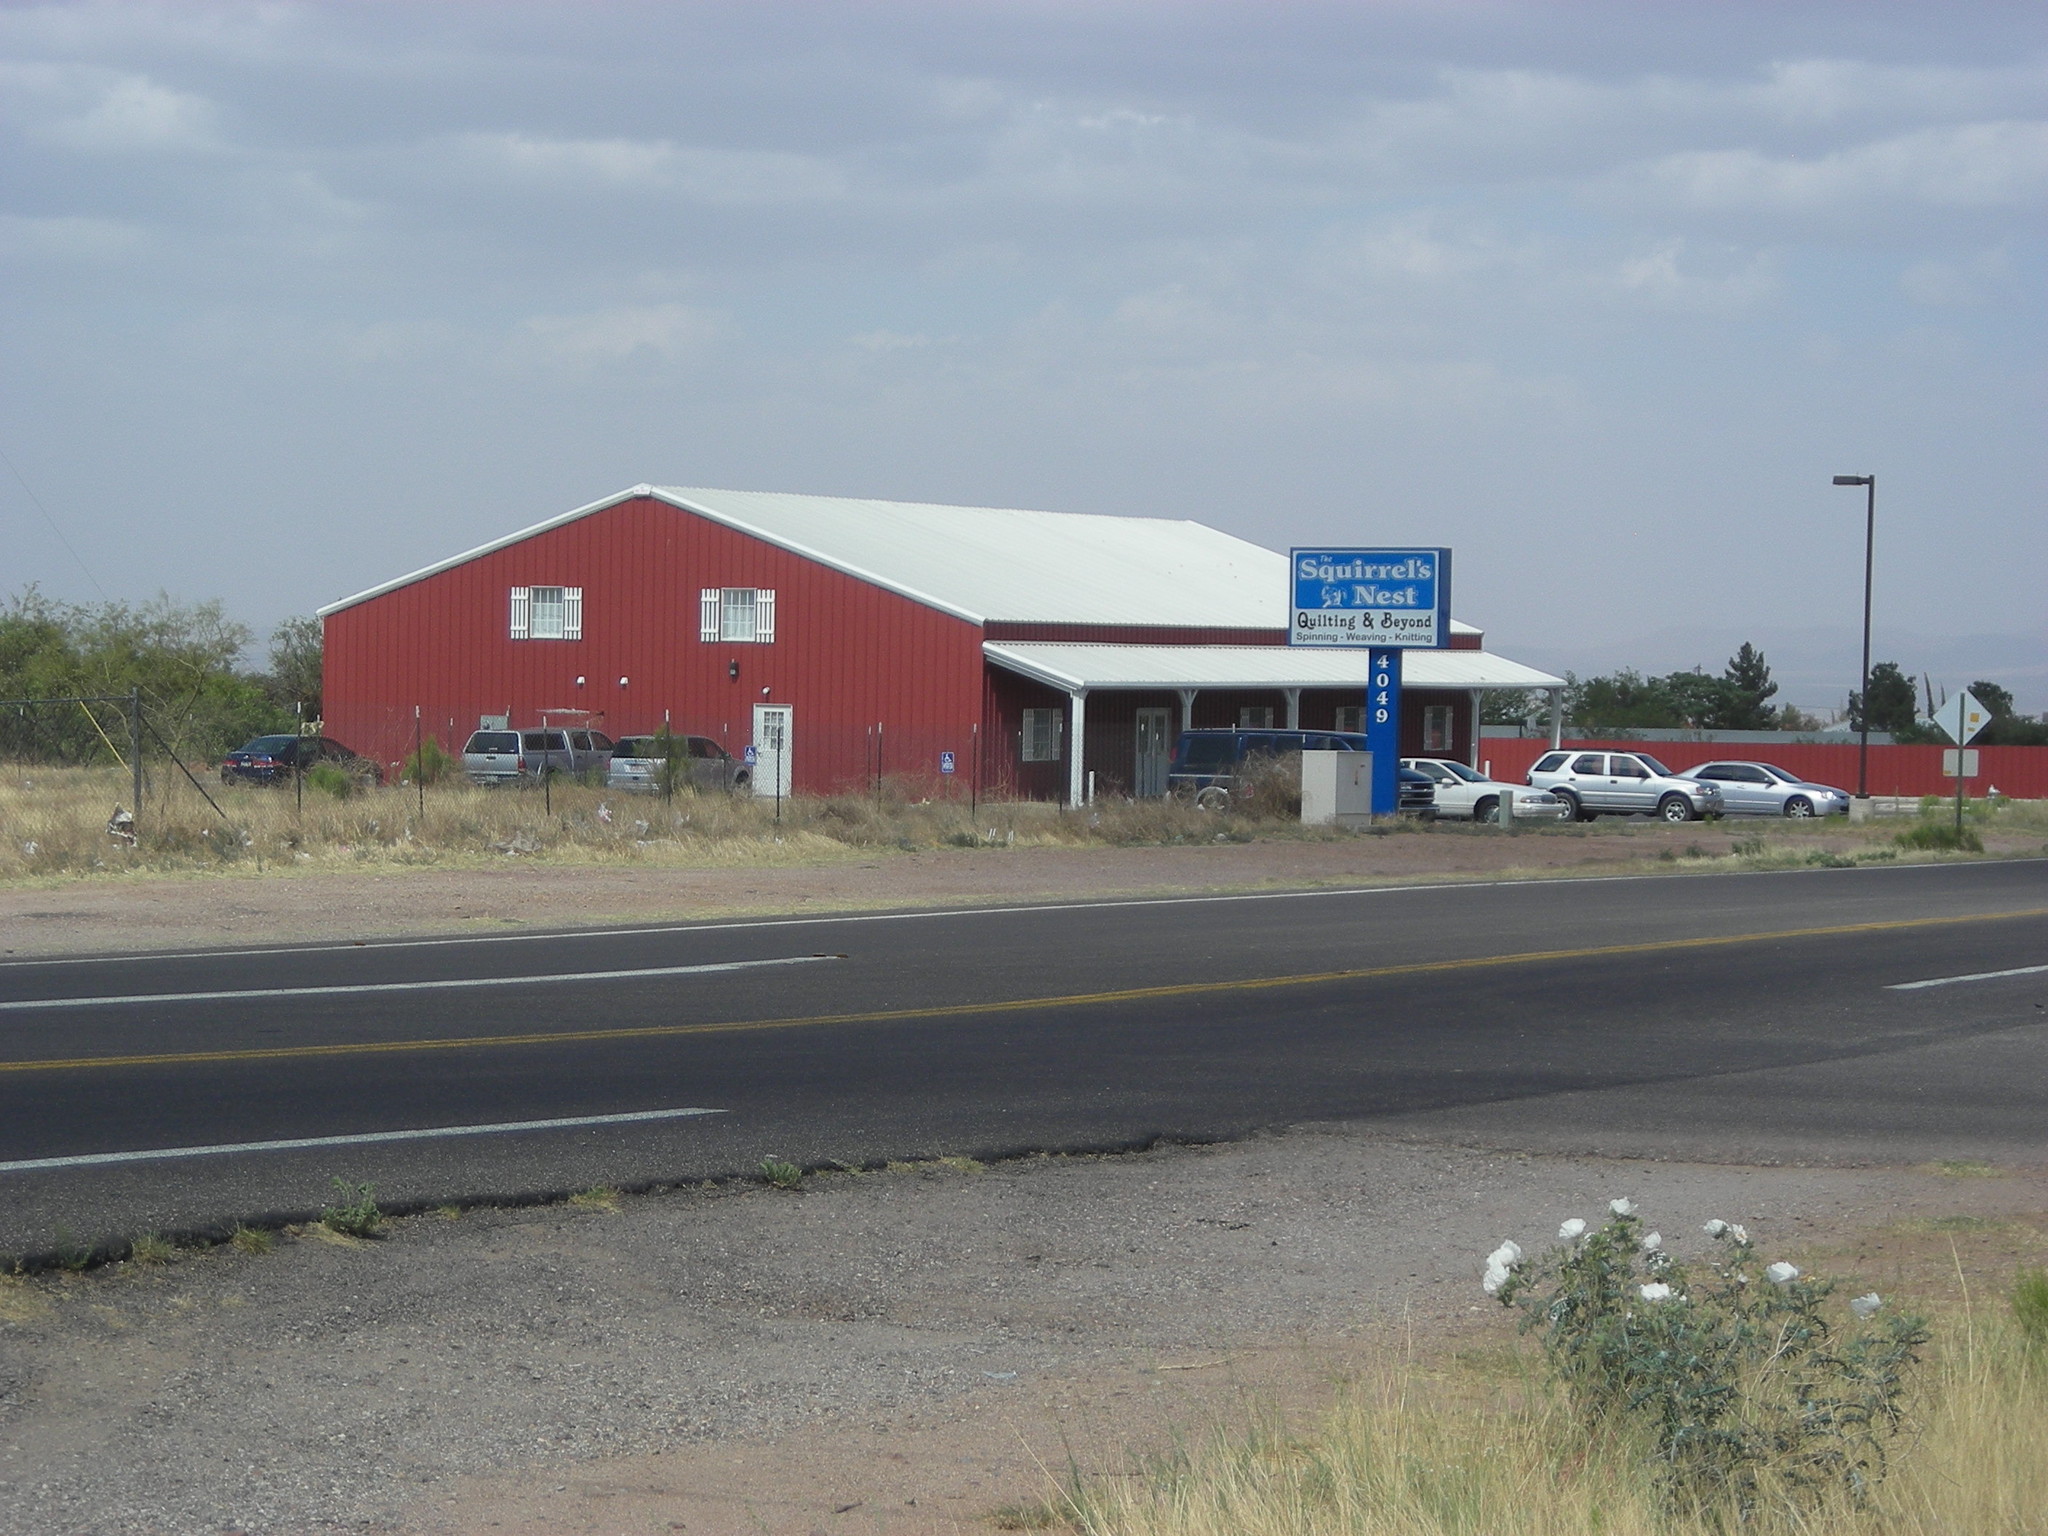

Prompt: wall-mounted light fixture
xmin=618 ymin=676 xmax=629 ymax=688
xmin=728 ymin=659 xmax=740 ymax=681
xmin=575 ymin=675 xmax=586 ymax=688
xmin=760 ymin=685 xmax=771 ymax=698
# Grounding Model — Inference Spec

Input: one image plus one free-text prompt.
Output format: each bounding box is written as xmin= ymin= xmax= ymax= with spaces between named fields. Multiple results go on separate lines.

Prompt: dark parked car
xmin=1167 ymin=728 xmax=1436 ymax=814
xmin=221 ymin=734 xmax=382 ymax=787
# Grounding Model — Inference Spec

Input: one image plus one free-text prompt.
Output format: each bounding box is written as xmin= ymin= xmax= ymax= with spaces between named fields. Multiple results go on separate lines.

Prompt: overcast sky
xmin=3 ymin=1 xmax=2043 ymax=711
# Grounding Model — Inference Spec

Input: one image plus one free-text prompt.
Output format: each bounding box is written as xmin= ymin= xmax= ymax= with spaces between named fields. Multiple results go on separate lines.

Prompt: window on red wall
xmin=509 ymin=586 xmax=582 ymax=640
xmin=1423 ymin=704 xmax=1454 ymax=754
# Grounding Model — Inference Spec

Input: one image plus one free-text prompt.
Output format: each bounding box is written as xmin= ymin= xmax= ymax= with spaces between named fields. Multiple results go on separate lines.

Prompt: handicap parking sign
xmin=939 ymin=751 xmax=956 ymax=775
xmin=743 ymin=744 xmax=758 ymax=765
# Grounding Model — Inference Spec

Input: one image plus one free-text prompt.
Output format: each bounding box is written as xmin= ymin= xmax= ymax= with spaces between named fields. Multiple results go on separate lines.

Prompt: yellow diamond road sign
xmin=1931 ymin=690 xmax=1990 ymax=745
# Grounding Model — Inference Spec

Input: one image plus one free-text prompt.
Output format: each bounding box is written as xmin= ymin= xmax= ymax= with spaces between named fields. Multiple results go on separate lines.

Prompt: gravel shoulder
xmin=3 ymin=815 xmax=2034 ymax=958
xmin=2 ymin=1127 xmax=2042 ymax=1536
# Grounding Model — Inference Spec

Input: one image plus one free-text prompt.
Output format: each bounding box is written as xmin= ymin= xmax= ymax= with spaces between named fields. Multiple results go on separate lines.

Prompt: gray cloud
xmin=1 ymin=0 xmax=2042 ymax=708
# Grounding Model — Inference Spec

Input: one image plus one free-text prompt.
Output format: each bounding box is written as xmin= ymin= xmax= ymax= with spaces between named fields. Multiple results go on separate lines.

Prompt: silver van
xmin=606 ymin=735 xmax=750 ymax=794
xmin=462 ymin=727 xmax=614 ymax=784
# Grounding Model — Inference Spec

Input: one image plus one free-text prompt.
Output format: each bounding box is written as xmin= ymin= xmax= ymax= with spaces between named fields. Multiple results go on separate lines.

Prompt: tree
xmin=1565 ymin=669 xmax=1678 ymax=734
xmin=1481 ymin=689 xmax=1544 ymax=727
xmin=1967 ymin=679 xmax=2048 ymax=746
xmin=1719 ymin=643 xmax=1779 ymax=730
xmin=265 ymin=616 xmax=324 ymax=715
xmin=1847 ymin=660 xmax=1920 ymax=738
xmin=0 ymin=585 xmax=288 ymax=762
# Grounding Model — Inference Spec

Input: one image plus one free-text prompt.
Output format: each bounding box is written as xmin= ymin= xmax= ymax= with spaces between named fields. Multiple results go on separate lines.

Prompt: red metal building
xmin=320 ymin=485 xmax=1564 ymax=802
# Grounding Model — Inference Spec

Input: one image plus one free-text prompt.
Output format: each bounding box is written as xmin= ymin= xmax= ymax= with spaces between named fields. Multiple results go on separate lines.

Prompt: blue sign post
xmin=1366 ymin=648 xmax=1402 ymax=816
xmin=1288 ymin=547 xmax=1451 ymax=817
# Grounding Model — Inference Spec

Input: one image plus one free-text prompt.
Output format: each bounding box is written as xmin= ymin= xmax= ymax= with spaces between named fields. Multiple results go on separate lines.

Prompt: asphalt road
xmin=2 ymin=860 xmax=2045 ymax=1258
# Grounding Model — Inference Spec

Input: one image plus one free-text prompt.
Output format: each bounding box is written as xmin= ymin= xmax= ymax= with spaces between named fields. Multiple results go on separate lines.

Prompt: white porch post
xmin=1548 ymin=687 xmax=1564 ymax=748
xmin=1284 ymin=688 xmax=1301 ymax=730
xmin=1067 ymin=688 xmax=1090 ymax=807
xmin=1177 ymin=688 xmax=1197 ymax=733
xmin=1468 ymin=689 xmax=1484 ymax=768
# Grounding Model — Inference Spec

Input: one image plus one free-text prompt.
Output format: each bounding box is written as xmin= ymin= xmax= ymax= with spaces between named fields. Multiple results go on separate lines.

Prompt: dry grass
xmin=1053 ymin=1304 xmax=2048 ymax=1536
xmin=0 ymin=760 xmax=1407 ymax=882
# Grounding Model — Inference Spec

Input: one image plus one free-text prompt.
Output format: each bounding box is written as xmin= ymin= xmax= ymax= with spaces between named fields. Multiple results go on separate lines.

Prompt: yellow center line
xmin=3 ymin=905 xmax=2043 ymax=1076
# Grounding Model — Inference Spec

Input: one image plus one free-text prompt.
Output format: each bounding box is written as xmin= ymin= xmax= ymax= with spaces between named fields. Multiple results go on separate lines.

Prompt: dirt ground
xmin=3 ymin=811 xmax=2035 ymax=958
xmin=1 ymin=1128 xmax=2043 ymax=1536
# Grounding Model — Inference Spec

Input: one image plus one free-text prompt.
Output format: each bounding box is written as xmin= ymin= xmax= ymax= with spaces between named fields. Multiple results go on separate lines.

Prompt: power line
xmin=0 ymin=440 xmax=108 ymax=601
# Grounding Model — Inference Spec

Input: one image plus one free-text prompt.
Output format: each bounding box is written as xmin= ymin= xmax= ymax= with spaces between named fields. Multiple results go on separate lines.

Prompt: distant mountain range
xmin=1502 ymin=624 xmax=2048 ymax=719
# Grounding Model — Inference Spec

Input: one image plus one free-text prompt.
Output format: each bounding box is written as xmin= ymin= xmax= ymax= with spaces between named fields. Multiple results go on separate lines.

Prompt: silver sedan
xmin=1676 ymin=761 xmax=1851 ymax=817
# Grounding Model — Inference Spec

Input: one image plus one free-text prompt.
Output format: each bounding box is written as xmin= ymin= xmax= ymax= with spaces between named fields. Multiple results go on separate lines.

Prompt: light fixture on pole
xmin=1832 ymin=473 xmax=1875 ymax=804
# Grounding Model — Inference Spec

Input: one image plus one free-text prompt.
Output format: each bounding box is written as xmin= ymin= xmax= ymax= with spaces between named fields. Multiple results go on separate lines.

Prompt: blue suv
xmin=1167 ymin=729 xmax=1436 ymax=814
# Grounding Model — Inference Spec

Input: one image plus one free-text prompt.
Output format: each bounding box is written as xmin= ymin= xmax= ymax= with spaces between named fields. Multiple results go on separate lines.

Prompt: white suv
xmin=1525 ymin=750 xmax=1724 ymax=822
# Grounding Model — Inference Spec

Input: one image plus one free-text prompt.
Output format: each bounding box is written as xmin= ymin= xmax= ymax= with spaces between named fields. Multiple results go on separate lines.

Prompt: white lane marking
xmin=6 ymin=857 xmax=2021 ymax=970
xmin=0 ymin=1106 xmax=725 ymax=1174
xmin=1887 ymin=962 xmax=2048 ymax=991
xmin=0 ymin=954 xmax=836 ymax=1012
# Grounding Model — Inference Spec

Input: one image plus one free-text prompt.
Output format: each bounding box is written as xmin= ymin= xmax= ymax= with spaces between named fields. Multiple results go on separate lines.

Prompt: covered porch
xmin=984 ymin=642 xmax=1566 ymax=806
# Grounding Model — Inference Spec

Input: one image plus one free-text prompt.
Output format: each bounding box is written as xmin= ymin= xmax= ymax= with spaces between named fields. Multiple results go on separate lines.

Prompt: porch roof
xmin=983 ymin=642 xmax=1564 ymax=693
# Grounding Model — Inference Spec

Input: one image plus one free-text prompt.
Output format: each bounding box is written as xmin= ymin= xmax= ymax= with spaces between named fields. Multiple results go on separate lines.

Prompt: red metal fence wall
xmin=1475 ymin=738 xmax=2048 ymax=799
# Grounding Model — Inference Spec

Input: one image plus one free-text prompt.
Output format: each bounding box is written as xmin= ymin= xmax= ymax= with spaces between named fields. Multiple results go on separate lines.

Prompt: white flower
xmin=1641 ymin=1231 xmax=1662 ymax=1253
xmin=1730 ymin=1225 xmax=1749 ymax=1243
xmin=1609 ymin=1198 xmax=1636 ymax=1217
xmin=1704 ymin=1219 xmax=1729 ymax=1237
xmin=1481 ymin=1240 xmax=1523 ymax=1297
xmin=1766 ymin=1262 xmax=1801 ymax=1285
xmin=1639 ymin=1282 xmax=1674 ymax=1302
xmin=1850 ymin=1293 xmax=1883 ymax=1320
xmin=1558 ymin=1218 xmax=1587 ymax=1240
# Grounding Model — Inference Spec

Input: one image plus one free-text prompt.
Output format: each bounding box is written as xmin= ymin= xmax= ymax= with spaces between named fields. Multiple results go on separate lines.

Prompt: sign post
xmin=1289 ymin=547 xmax=1451 ymax=816
xmin=1931 ymin=690 xmax=1990 ymax=838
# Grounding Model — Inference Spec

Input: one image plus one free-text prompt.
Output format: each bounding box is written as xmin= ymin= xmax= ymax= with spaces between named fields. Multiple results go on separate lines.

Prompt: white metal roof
xmin=983 ymin=642 xmax=1563 ymax=693
xmin=320 ymin=483 xmax=1484 ymax=634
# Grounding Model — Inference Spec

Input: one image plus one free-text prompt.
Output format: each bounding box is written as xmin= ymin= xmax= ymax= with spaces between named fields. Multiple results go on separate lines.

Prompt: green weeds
xmin=320 ymin=1178 xmax=383 ymax=1238
xmin=1488 ymin=1202 xmax=1928 ymax=1511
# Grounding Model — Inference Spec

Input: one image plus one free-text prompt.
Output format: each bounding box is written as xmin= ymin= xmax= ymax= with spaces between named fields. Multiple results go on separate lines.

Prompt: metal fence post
xmin=128 ymin=686 xmax=143 ymax=838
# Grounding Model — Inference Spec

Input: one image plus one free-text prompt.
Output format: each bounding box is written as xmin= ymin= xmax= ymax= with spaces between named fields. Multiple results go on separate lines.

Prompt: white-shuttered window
xmin=529 ymin=586 xmax=567 ymax=639
xmin=510 ymin=584 xmax=581 ymax=641
xmin=1237 ymin=705 xmax=1275 ymax=728
xmin=1022 ymin=708 xmax=1063 ymax=763
xmin=1334 ymin=706 xmax=1363 ymax=734
xmin=720 ymin=587 xmax=756 ymax=642
xmin=702 ymin=588 xmax=777 ymax=642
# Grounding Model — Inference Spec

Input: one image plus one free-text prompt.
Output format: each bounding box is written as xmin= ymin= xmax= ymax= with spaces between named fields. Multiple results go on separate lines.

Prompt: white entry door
xmin=1134 ymin=707 xmax=1171 ymax=797
xmin=751 ymin=705 xmax=793 ymax=799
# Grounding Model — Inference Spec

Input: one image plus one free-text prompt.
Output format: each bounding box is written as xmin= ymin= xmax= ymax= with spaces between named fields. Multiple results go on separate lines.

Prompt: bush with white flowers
xmin=1482 ymin=1199 xmax=1928 ymax=1509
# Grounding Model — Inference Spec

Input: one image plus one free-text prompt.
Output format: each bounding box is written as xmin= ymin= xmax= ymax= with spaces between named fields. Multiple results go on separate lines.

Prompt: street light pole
xmin=1832 ymin=473 xmax=1876 ymax=803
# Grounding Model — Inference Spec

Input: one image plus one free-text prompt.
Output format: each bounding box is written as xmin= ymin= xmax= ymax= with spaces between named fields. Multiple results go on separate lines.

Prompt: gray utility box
xmin=1301 ymin=749 xmax=1373 ymax=828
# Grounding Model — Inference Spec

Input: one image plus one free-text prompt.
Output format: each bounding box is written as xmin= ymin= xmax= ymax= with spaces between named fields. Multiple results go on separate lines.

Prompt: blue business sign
xmin=1288 ymin=548 xmax=1451 ymax=649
